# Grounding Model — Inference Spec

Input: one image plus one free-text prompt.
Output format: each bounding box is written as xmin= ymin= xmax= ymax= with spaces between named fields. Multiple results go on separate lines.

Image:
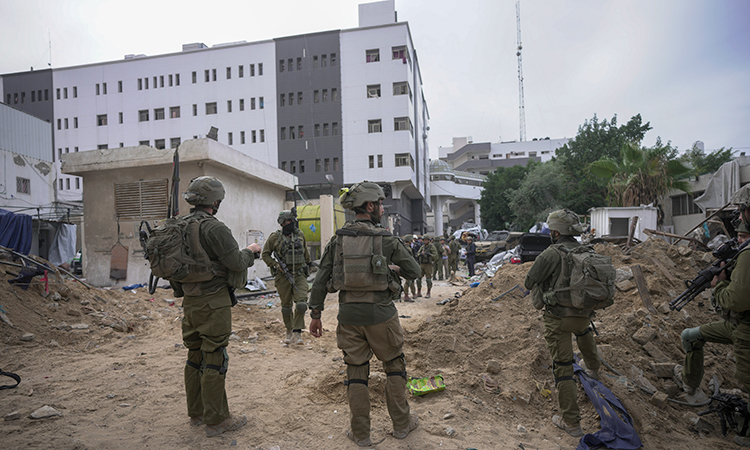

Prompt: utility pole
xmin=516 ymin=0 xmax=526 ymax=142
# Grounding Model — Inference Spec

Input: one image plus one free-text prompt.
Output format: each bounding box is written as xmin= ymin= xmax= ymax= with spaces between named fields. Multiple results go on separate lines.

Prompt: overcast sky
xmin=1 ymin=0 xmax=748 ymax=158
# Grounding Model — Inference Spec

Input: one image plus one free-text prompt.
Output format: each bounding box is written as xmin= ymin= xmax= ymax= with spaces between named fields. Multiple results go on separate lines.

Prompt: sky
xmin=1 ymin=0 xmax=749 ymax=159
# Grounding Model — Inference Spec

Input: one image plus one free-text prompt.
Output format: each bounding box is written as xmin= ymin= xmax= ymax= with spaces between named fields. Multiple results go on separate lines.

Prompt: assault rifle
xmin=699 ymin=393 xmax=750 ymax=437
xmin=272 ymin=250 xmax=298 ymax=292
xmin=670 ymin=238 xmax=749 ymax=311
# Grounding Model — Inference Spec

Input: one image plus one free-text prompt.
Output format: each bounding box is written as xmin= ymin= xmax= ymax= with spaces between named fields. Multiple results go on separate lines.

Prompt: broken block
xmin=650 ymin=391 xmax=669 ymax=408
xmin=616 ymin=280 xmax=635 ymax=292
xmin=632 ymin=324 xmax=657 ymax=346
xmin=650 ymin=363 xmax=677 ymax=378
xmin=643 ymin=342 xmax=669 ymax=363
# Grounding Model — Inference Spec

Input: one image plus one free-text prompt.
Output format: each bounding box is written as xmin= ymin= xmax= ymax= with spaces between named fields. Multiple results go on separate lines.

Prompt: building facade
xmin=0 ymin=0 xmax=430 ymax=235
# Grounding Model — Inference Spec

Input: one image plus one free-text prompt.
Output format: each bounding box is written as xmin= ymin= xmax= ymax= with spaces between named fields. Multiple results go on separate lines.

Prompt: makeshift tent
xmin=0 ymin=209 xmax=32 ymax=254
xmin=48 ymin=223 xmax=77 ymax=265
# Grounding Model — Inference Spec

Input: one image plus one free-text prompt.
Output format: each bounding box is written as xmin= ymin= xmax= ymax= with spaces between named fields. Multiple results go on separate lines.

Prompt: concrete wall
xmin=62 ymin=138 xmax=296 ymax=287
xmin=589 ymin=206 xmax=658 ymax=241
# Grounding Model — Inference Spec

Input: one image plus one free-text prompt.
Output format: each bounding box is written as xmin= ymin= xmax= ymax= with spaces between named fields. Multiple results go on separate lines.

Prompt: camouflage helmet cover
xmin=339 ymin=181 xmax=385 ymax=210
xmin=403 ymin=234 xmax=414 ymax=242
xmin=277 ymin=210 xmax=296 ymax=225
xmin=183 ymin=176 xmax=225 ymax=206
xmin=736 ymin=221 xmax=750 ymax=235
xmin=547 ymin=209 xmax=584 ymax=236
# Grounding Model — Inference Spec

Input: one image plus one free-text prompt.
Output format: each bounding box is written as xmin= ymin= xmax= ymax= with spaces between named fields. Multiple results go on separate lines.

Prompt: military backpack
xmin=551 ymin=244 xmax=616 ymax=311
xmin=145 ymin=213 xmax=217 ymax=283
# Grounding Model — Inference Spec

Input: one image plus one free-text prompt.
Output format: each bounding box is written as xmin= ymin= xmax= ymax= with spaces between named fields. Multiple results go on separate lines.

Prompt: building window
xmin=158 ymin=76 xmax=163 ymax=88
xmin=288 ymin=58 xmax=293 ymax=71
xmin=299 ymin=160 xmax=305 ymax=173
xmin=314 ymin=124 xmax=320 ymax=137
xmin=56 ymin=88 xmax=61 ymax=100
xmin=75 ymin=178 xmax=80 ymax=189
xmin=260 ymin=129 xmax=264 ymax=142
xmin=212 ymin=69 xmax=217 ymax=81
xmin=332 ymin=122 xmax=339 ymax=135
xmin=395 ymin=153 xmax=414 ymax=168
xmin=64 ymin=118 xmax=69 ymax=129
xmin=97 ymin=144 xmax=107 ymax=150
xmin=252 ymin=130 xmax=257 ymax=143
xmin=367 ymin=84 xmax=381 ymax=98
xmin=331 ymin=53 xmax=336 ymax=66
xmin=193 ymin=104 xmax=197 ymax=116
xmin=281 ymin=161 xmax=287 ymax=171
xmin=31 ymin=91 xmax=36 ymax=102
xmin=154 ymin=139 xmax=166 ymax=149
xmin=392 ymin=45 xmax=407 ymax=60
xmin=240 ymin=131 xmax=245 ymax=144
xmin=239 ymin=65 xmax=244 ymax=77
xmin=239 ymin=99 xmax=245 ymax=111
xmin=138 ymin=79 xmax=142 ymax=90
xmin=258 ymin=63 xmax=263 ymax=75
xmin=169 ymin=74 xmax=173 ymax=86
xmin=314 ymin=90 xmax=319 ymax=103
xmin=97 ymin=114 xmax=108 ymax=126
xmin=290 ymin=161 xmax=296 ymax=174
xmin=672 ymin=192 xmax=703 ymax=216
xmin=154 ymin=108 xmax=165 ymax=120
xmin=366 ymin=49 xmax=380 ymax=63
xmin=114 ymin=179 xmax=169 ymax=220
xmin=322 ymin=89 xmax=328 ymax=102
xmin=226 ymin=67 xmax=231 ymax=79
xmin=66 ymin=178 xmax=71 ymax=189
xmin=73 ymin=86 xmax=77 ymax=98
xmin=290 ymin=126 xmax=296 ymax=139
xmin=298 ymin=92 xmax=303 ymax=104
xmin=299 ymin=125 xmax=304 ymax=138
xmin=57 ymin=119 xmax=61 ymax=130
xmin=393 ymin=82 xmax=411 ymax=99
xmin=333 ymin=157 xmax=339 ymax=171
xmin=145 ymin=78 xmax=149 ymax=89
xmin=118 ymin=81 xmax=122 ymax=93
xmin=324 ymin=158 xmax=330 ymax=171
xmin=378 ymin=154 xmax=383 ymax=168
xmin=321 ymin=54 xmax=327 ymax=67
xmin=250 ymin=64 xmax=255 ymax=76
xmin=192 ymin=71 xmax=197 ymax=83
xmin=369 ymin=155 xmax=374 ymax=169
xmin=205 ymin=102 xmax=217 ymax=115
xmin=227 ymin=100 xmax=232 ymax=113
xmin=279 ymin=60 xmax=285 ymax=72
xmin=139 ymin=110 xmax=149 ymax=122
xmin=175 ymin=73 xmax=180 ymax=86
xmin=59 ymin=179 xmax=63 ymax=190
xmin=313 ymin=55 xmax=318 ymax=68
xmin=315 ymin=159 xmax=321 ymax=172
xmin=170 ymin=106 xmax=180 ymax=118
xmin=323 ymin=123 xmax=329 ymax=136
xmin=205 ymin=69 xmax=210 ymax=82
xmin=16 ymin=177 xmax=30 ymax=195
xmin=280 ymin=94 xmax=285 ymax=107
xmin=228 ymin=132 xmax=233 ymax=145
xmin=368 ymin=119 xmax=382 ymax=133
xmin=297 ymin=57 xmax=302 ymax=70
xmin=259 ymin=97 xmax=264 ymax=109
xmin=171 ymin=137 xmax=181 ymax=148
xmin=251 ymin=98 xmax=256 ymax=110
xmin=103 ymin=82 xmax=107 ymax=94
xmin=280 ymin=127 xmax=286 ymax=140
xmin=139 ymin=140 xmax=150 ymax=146
xmin=331 ymin=88 xmax=338 ymax=101
xmin=288 ymin=92 xmax=294 ymax=106
xmin=394 ymin=116 xmax=413 ymax=135
xmin=74 ymin=117 xmax=78 ymax=128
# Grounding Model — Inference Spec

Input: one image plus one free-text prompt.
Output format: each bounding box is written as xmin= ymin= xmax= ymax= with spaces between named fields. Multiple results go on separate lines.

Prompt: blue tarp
xmin=0 ymin=209 xmax=32 ymax=255
xmin=575 ymin=362 xmax=643 ymax=450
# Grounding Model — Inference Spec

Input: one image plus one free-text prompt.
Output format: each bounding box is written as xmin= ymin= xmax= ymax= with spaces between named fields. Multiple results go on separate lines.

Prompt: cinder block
xmin=650 ymin=362 xmax=676 ymax=378
xmin=650 ymin=391 xmax=669 ymax=408
xmin=632 ymin=325 xmax=657 ymax=346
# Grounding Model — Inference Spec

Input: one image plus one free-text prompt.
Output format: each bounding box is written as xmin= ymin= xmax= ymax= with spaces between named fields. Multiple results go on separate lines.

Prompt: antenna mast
xmin=516 ymin=0 xmax=526 ymax=142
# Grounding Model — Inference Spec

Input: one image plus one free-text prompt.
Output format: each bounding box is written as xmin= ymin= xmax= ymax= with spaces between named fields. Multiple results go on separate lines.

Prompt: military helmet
xmin=183 ymin=176 xmax=225 ymax=206
xmin=277 ymin=210 xmax=296 ymax=225
xmin=339 ymin=181 xmax=385 ymax=210
xmin=547 ymin=209 xmax=584 ymax=236
xmin=736 ymin=221 xmax=750 ymax=235
xmin=403 ymin=234 xmax=414 ymax=243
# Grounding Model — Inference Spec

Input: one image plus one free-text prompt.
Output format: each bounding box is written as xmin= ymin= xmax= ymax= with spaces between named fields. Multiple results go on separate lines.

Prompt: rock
xmin=70 ymin=323 xmax=89 ymax=330
xmin=66 ymin=308 xmax=82 ymax=316
xmin=80 ymin=300 xmax=90 ymax=306
xmin=632 ymin=324 xmax=657 ymax=345
xmin=50 ymin=292 xmax=62 ymax=302
xmin=616 ymin=280 xmax=635 ymax=292
xmin=49 ymin=339 xmax=60 ymax=347
xmin=486 ymin=359 xmax=501 ymax=375
xmin=445 ymin=427 xmax=456 ymax=436
xmin=651 ymin=363 xmax=677 ymax=378
xmin=30 ymin=405 xmax=62 ymax=419
xmin=616 ymin=267 xmax=634 ymax=283
xmin=21 ymin=333 xmax=35 ymax=341
xmin=635 ymin=308 xmax=649 ymax=318
xmin=657 ymin=302 xmax=671 ymax=315
xmin=678 ymin=246 xmax=693 ymax=257
xmin=643 ymin=342 xmax=669 ymax=363
xmin=690 ymin=416 xmax=714 ymax=433
xmin=118 ymin=403 xmax=131 ymax=407
xmin=650 ymin=391 xmax=669 ymax=408
xmin=517 ymin=424 xmax=527 ymax=433
xmin=4 ymin=411 xmax=21 ymax=421
xmin=443 ymin=412 xmax=454 ymax=420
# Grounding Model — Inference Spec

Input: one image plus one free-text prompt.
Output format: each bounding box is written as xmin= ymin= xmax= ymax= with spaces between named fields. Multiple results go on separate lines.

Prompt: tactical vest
xmin=417 ymin=244 xmax=434 ymax=264
xmin=329 ymin=221 xmax=393 ymax=303
xmin=277 ymin=230 xmax=307 ymax=268
xmin=712 ymin=247 xmax=750 ymax=325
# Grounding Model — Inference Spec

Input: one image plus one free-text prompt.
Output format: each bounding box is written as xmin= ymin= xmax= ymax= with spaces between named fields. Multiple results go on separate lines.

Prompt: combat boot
xmin=425 ymin=288 xmax=431 ymax=299
xmin=291 ymin=331 xmax=304 ymax=345
xmin=283 ymin=330 xmax=293 ymax=344
xmin=403 ymin=293 xmax=412 ymax=302
xmin=205 ymin=414 xmax=247 ymax=437
xmin=416 ymin=289 xmax=422 ymax=298
xmin=392 ymin=413 xmax=419 ymax=439
xmin=552 ymin=415 xmax=583 ymax=437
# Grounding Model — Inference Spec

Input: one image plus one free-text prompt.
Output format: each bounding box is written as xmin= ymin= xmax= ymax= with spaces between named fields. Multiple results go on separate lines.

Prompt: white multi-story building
xmin=0 ymin=0 xmax=431 ymax=235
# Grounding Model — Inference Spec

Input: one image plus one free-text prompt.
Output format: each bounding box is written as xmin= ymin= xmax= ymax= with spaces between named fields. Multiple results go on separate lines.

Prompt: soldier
xmin=175 ymin=176 xmax=261 ymax=437
xmin=416 ymin=235 xmax=436 ymax=298
xmin=438 ymin=236 xmax=451 ymax=281
xmin=523 ymin=209 xmax=600 ymax=438
xmin=465 ymin=236 xmax=476 ymax=277
xmin=448 ymin=235 xmax=460 ymax=277
xmin=677 ymin=199 xmax=750 ymax=447
xmin=262 ymin=210 xmax=311 ymax=345
xmin=432 ymin=236 xmax=445 ymax=281
xmin=308 ymin=181 xmax=421 ymax=447
xmin=401 ymin=235 xmax=417 ymax=302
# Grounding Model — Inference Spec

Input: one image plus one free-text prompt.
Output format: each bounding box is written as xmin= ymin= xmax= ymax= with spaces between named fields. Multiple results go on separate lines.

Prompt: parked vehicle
xmin=516 ymin=233 xmax=553 ymax=263
xmin=475 ymin=230 xmax=523 ymax=262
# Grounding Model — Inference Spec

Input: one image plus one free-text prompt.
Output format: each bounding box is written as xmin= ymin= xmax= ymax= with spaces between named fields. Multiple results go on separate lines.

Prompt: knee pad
xmin=384 ymin=354 xmax=407 ymax=379
xmin=681 ymin=327 xmax=703 ymax=353
xmin=204 ymin=347 xmax=229 ymax=375
xmin=295 ymin=302 xmax=308 ymax=315
xmin=345 ymin=361 xmax=370 ymax=387
xmin=281 ymin=307 xmax=293 ymax=316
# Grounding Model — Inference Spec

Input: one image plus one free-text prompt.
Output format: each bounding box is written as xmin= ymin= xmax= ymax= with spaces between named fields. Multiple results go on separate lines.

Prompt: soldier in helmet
xmin=262 ymin=209 xmax=311 ymax=345
xmin=401 ymin=235 xmax=417 ymax=302
xmin=308 ymin=181 xmax=421 ymax=447
xmin=176 ymin=176 xmax=261 ymax=437
xmin=415 ymin=235 xmax=436 ymax=298
xmin=524 ymin=209 xmax=600 ymax=438
xmin=677 ymin=197 xmax=750 ymax=447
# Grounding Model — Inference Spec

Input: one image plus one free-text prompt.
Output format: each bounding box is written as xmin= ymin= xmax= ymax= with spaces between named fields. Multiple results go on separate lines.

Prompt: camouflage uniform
xmin=416 ymin=237 xmax=436 ymax=298
xmin=448 ymin=237 xmax=460 ymax=274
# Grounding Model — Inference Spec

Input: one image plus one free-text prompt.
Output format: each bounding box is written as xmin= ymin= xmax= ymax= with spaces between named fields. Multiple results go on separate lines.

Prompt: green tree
xmin=507 ymin=160 xmax=566 ymax=231
xmin=555 ymin=114 xmax=652 ymax=213
xmin=680 ymin=144 xmax=734 ymax=176
xmin=589 ymin=140 xmax=692 ymax=208
xmin=479 ymin=164 xmax=530 ymax=230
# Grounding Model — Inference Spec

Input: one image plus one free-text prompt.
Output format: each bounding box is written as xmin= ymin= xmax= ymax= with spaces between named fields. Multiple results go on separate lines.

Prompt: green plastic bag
xmin=407 ymin=375 xmax=446 ymax=396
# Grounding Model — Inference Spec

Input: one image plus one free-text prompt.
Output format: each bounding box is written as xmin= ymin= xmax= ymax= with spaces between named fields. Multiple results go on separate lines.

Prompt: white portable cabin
xmin=588 ymin=206 xmax=658 ymax=242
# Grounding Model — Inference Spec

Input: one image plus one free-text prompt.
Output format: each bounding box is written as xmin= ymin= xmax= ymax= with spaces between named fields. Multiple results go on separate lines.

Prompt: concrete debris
xmin=4 ymin=411 xmax=21 ymax=421
xmin=21 ymin=333 xmax=35 ymax=341
xmin=632 ymin=324 xmax=657 ymax=345
xmin=30 ymin=405 xmax=62 ymax=419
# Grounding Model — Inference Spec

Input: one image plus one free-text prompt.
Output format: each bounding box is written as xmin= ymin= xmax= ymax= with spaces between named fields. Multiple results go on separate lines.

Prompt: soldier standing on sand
xmin=416 ymin=235 xmax=436 ymax=298
xmin=308 ymin=181 xmax=421 ymax=447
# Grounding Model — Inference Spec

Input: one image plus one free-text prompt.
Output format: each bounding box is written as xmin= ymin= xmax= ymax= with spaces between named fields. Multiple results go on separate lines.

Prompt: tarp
xmin=694 ymin=160 xmax=741 ymax=212
xmin=0 ymin=209 xmax=32 ymax=255
xmin=48 ymin=223 xmax=77 ymax=265
xmin=575 ymin=362 xmax=643 ymax=450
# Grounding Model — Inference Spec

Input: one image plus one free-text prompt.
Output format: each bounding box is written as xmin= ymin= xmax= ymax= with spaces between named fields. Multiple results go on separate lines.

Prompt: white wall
xmin=0 ymin=149 xmax=56 ymax=213
xmin=589 ymin=206 xmax=658 ymax=241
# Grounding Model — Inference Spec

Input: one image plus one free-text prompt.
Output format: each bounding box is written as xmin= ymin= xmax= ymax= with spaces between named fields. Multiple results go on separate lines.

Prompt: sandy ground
xmin=0 ymin=241 xmax=747 ymax=449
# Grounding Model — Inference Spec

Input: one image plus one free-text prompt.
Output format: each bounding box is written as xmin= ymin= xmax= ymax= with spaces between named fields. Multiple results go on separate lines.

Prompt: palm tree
xmin=589 ymin=141 xmax=692 ymax=208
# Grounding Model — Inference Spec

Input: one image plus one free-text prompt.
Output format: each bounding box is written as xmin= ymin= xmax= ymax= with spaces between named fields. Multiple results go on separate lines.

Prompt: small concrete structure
xmin=589 ymin=205 xmax=658 ymax=242
xmin=62 ymin=138 xmax=296 ymax=287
